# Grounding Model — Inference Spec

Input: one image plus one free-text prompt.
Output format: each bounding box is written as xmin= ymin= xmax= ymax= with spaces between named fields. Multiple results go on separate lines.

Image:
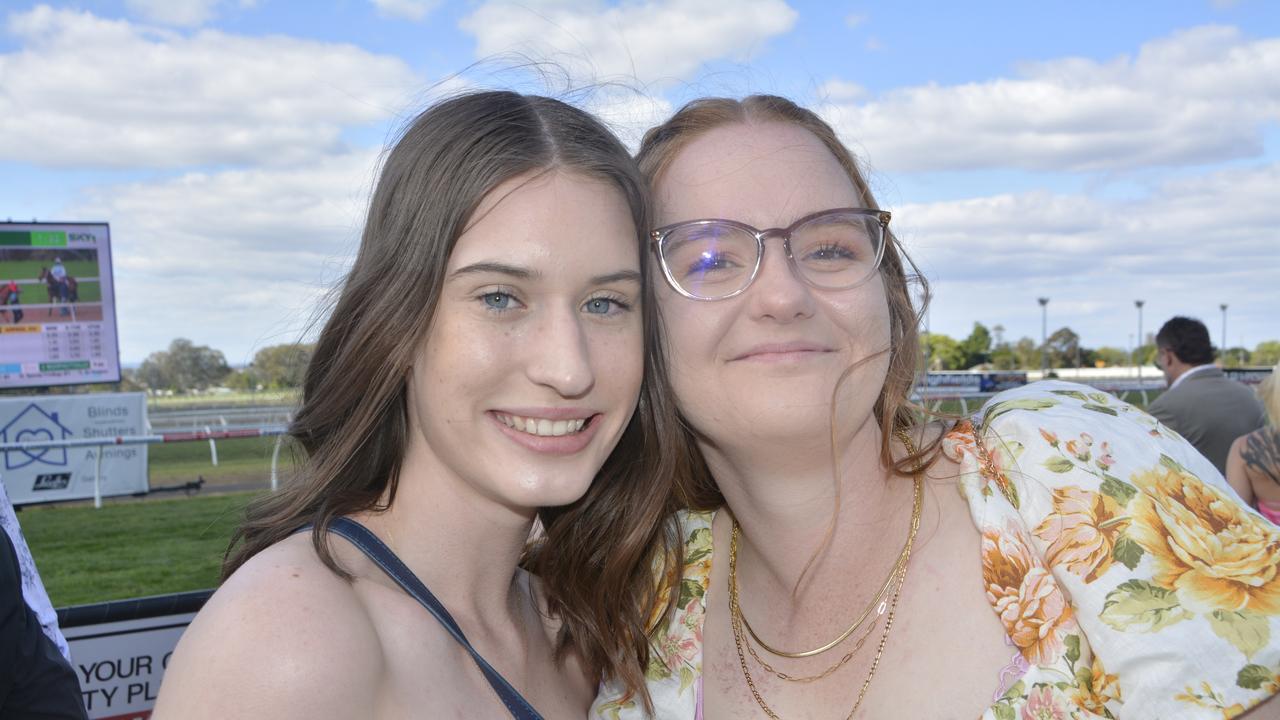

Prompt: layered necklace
xmin=727 ymin=430 xmax=923 ymax=719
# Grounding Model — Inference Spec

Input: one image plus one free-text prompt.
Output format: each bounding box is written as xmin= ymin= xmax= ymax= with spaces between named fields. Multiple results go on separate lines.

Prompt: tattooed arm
xmin=1233 ymin=427 xmax=1280 ymax=493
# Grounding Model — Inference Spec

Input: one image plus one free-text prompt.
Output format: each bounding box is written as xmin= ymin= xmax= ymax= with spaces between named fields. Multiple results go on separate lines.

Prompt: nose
xmin=525 ymin=304 xmax=595 ymax=398
xmin=744 ymin=235 xmax=815 ymax=323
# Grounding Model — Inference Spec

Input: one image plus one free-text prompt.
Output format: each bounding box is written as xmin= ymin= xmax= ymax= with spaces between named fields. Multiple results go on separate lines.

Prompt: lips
xmin=731 ymin=341 xmax=834 ymax=361
xmin=488 ymin=409 xmax=602 ymax=456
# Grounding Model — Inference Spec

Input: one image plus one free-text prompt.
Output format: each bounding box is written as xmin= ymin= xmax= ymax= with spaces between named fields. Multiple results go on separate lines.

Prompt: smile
xmin=493 ymin=413 xmax=590 ymax=437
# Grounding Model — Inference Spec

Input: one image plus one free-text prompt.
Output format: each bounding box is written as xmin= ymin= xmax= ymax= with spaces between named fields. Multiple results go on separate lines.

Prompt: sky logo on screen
xmin=32 ymin=473 xmax=71 ymax=491
xmin=68 ymin=232 xmax=96 ymax=244
xmin=0 ymin=403 xmax=72 ymax=469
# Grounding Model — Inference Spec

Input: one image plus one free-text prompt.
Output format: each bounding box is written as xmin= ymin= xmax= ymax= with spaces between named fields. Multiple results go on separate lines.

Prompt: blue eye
xmin=584 ymin=297 xmax=628 ymax=315
xmin=687 ymin=252 xmax=736 ymax=277
xmin=482 ymin=292 xmax=512 ymax=309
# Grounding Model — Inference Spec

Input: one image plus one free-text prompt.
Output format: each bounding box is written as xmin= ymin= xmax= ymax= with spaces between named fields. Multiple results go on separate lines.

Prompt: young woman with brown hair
xmin=153 ymin=91 xmax=685 ymax=719
xmin=594 ymin=96 xmax=1280 ymax=719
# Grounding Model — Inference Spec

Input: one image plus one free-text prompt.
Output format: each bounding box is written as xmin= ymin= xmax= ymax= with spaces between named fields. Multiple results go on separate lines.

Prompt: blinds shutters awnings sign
xmin=0 ymin=392 xmax=147 ymax=505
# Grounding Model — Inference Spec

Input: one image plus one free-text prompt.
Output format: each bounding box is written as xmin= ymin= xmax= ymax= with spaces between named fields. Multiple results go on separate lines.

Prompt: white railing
xmin=0 ymin=426 xmax=288 ymax=509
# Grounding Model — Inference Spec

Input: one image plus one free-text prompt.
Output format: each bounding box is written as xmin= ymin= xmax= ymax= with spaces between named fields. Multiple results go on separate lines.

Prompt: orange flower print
xmin=944 ymin=420 xmax=981 ymax=462
xmin=1073 ymin=655 xmax=1122 ymax=717
xmin=1129 ymin=461 xmax=1280 ymax=614
xmin=1039 ymin=428 xmax=1059 ymax=447
xmin=982 ymin=523 xmax=1078 ymax=665
xmin=1022 ymin=685 xmax=1072 ymax=720
xmin=1034 ymin=486 xmax=1129 ymax=583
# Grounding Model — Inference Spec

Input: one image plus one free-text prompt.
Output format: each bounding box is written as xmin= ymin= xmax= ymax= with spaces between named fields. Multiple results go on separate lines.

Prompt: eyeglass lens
xmin=660 ymin=212 xmax=882 ymax=299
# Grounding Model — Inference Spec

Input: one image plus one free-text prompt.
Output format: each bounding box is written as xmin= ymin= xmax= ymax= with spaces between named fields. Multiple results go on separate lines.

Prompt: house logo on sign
xmin=0 ymin=403 xmax=73 ymax=470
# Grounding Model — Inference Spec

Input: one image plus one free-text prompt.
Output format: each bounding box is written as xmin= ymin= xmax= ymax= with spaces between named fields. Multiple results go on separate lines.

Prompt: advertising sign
xmin=62 ymin=591 xmax=211 ymax=720
xmin=0 ymin=392 xmax=147 ymax=505
xmin=0 ymin=221 xmax=120 ymax=389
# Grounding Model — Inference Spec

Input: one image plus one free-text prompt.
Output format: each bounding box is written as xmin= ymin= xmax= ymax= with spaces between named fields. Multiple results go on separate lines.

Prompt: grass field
xmin=148 ymin=434 xmax=296 ymax=486
xmin=20 ymin=491 xmax=260 ymax=606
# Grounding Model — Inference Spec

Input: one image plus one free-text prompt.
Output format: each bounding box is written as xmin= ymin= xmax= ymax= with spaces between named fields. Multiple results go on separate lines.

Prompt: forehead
xmin=448 ymin=170 xmax=638 ymax=273
xmin=655 ymin=121 xmax=863 ymax=228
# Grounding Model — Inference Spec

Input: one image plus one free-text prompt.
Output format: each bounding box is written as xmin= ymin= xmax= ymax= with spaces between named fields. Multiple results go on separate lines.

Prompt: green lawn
xmin=148 ymin=434 xmax=296 ymax=484
xmin=20 ymin=491 xmax=260 ymax=606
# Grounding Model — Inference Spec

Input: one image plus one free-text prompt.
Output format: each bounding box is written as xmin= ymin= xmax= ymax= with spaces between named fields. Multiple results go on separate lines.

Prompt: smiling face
xmin=652 ymin=121 xmax=892 ymax=452
xmin=406 ymin=169 xmax=644 ymax=512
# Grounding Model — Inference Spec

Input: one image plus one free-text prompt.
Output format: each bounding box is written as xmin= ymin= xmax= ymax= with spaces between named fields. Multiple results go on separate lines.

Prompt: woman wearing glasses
xmin=594 ymin=96 xmax=1280 ymax=719
xmin=154 ymin=92 xmax=684 ymax=719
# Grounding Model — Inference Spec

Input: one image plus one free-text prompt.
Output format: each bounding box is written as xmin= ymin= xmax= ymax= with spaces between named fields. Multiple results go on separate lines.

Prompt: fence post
xmin=93 ymin=445 xmax=104 ymax=509
xmin=270 ymin=434 xmax=283 ymax=491
xmin=205 ymin=426 xmax=218 ymax=467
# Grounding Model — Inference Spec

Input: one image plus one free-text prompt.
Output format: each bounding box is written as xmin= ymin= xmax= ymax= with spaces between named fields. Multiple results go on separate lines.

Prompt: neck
xmin=359 ymin=441 xmax=536 ymax=630
xmin=704 ymin=416 xmax=916 ymax=597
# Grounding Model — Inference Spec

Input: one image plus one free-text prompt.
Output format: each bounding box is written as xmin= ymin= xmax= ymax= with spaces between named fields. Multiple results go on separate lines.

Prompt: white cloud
xmin=820 ymin=79 xmax=865 ymax=102
xmin=894 ymin=162 xmax=1280 ymax=347
xmin=0 ymin=6 xmax=420 ymax=168
xmin=819 ymin=25 xmax=1280 ymax=173
xmin=844 ymin=13 xmax=866 ymax=29
xmin=371 ymin=0 xmax=442 ymax=22
xmin=459 ymin=0 xmax=798 ymax=86
xmin=125 ymin=0 xmax=221 ymax=27
xmin=71 ymin=150 xmax=381 ymax=363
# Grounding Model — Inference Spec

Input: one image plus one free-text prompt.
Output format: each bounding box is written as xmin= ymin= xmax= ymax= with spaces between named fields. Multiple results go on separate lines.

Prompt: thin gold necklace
xmin=732 ymin=555 xmax=905 ymax=683
xmin=733 ymin=431 xmax=920 ymax=660
xmin=728 ymin=430 xmax=924 ymax=718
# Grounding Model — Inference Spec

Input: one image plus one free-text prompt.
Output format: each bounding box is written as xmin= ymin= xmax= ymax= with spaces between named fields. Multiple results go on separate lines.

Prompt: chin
xmin=506 ymin=471 xmax=596 ymax=509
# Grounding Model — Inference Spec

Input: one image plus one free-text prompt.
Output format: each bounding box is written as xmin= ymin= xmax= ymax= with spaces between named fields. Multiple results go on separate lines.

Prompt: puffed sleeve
xmin=958 ymin=380 xmax=1280 ymax=719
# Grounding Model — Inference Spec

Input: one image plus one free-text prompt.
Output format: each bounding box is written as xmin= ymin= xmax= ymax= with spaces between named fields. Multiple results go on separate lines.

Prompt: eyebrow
xmin=448 ymin=262 xmax=540 ymax=280
xmin=447 ymin=263 xmax=641 ymax=286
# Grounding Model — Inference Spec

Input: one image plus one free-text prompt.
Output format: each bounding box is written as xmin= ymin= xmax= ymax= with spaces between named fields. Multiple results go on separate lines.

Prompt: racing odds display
xmin=0 ymin=222 xmax=120 ymax=389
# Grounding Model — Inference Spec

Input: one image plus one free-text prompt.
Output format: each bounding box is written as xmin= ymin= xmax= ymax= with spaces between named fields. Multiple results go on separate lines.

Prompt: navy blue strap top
xmin=321 ymin=517 xmax=544 ymax=720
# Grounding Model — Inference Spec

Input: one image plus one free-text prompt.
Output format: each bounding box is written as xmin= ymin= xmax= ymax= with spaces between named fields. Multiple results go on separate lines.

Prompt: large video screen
xmin=0 ymin=222 xmax=120 ymax=388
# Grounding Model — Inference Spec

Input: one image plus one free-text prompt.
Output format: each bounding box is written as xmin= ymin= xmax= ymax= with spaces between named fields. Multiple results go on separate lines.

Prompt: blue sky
xmin=0 ymin=0 xmax=1277 ymax=364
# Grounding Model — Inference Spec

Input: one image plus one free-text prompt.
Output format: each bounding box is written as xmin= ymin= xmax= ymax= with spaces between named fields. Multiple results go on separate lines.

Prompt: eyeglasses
xmin=650 ymin=208 xmax=890 ymax=301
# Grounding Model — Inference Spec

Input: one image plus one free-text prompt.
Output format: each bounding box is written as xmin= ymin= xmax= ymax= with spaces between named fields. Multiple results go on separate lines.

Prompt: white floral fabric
xmin=592 ymin=381 xmax=1280 ymax=719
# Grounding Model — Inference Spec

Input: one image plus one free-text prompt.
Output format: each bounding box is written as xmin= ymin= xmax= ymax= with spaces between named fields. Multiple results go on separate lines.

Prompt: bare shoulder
xmin=153 ymin=533 xmax=383 ymax=719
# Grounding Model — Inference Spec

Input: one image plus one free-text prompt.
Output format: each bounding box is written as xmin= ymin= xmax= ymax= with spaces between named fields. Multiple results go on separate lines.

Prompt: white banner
xmin=0 ymin=392 xmax=147 ymax=505
xmin=65 ymin=609 xmax=198 ymax=719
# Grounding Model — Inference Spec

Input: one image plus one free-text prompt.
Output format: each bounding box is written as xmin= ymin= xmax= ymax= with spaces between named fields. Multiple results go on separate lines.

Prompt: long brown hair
xmin=636 ymin=95 xmax=940 ymax=510
xmin=225 ymin=90 xmax=684 ymax=707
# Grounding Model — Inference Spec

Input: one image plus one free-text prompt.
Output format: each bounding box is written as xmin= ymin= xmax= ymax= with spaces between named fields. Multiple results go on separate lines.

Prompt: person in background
xmin=1147 ymin=316 xmax=1265 ymax=473
xmin=5 ymin=279 xmax=23 ymax=324
xmin=1 ymin=492 xmax=86 ymax=719
xmin=1227 ymin=364 xmax=1280 ymax=523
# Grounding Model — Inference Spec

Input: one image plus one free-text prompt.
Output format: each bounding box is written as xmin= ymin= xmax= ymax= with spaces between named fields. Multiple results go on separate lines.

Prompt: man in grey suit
xmin=1148 ymin=316 xmax=1266 ymax=473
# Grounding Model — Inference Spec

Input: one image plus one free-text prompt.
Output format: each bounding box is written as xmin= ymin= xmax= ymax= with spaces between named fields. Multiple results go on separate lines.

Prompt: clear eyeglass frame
xmin=649 ymin=207 xmax=892 ymax=301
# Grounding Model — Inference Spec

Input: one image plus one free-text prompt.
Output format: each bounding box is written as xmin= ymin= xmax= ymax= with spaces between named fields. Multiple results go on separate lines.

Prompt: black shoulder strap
xmin=323 ymin=517 xmax=544 ymax=720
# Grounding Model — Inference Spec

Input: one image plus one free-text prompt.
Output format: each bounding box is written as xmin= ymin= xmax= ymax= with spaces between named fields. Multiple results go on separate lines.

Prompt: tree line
xmin=922 ymin=323 xmax=1280 ymax=372
xmin=128 ymin=338 xmax=313 ymax=393
xmin=124 ymin=328 xmax=1280 ymax=393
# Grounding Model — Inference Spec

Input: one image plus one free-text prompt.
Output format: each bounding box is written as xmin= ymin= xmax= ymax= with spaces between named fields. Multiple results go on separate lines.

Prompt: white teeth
xmin=497 ymin=414 xmax=589 ymax=437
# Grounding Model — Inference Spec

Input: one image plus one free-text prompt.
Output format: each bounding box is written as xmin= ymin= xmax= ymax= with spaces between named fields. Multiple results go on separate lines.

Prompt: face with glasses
xmin=651 ymin=121 xmax=893 ymax=452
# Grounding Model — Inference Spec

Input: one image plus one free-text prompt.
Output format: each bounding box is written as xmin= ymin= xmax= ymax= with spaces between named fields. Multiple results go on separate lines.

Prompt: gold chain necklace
xmin=732 ymin=551 xmax=905 ymax=683
xmin=737 ymin=536 xmax=909 ymax=659
xmin=728 ymin=430 xmax=924 ymax=719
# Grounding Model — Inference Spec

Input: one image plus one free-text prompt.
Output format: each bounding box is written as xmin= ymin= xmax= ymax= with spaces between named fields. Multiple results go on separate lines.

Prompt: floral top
xmin=592 ymin=381 xmax=1280 ymax=719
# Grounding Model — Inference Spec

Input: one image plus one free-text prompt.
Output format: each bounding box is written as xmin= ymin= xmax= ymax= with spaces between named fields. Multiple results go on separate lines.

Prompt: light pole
xmin=1220 ymin=304 xmax=1228 ymax=363
xmin=1038 ymin=297 xmax=1049 ymax=375
xmin=1135 ymin=300 xmax=1145 ymax=382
